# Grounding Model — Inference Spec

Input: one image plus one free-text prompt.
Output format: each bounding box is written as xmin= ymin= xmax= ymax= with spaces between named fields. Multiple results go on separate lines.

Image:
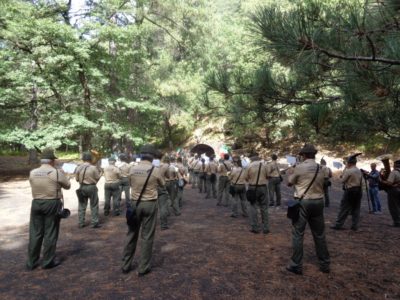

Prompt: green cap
xmin=41 ymin=148 xmax=57 ymax=160
xmin=299 ymin=144 xmax=317 ymax=155
xmin=347 ymin=153 xmax=362 ymax=164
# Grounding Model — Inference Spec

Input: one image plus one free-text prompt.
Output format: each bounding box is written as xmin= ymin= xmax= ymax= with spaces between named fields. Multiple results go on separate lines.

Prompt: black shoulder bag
xmin=76 ymin=165 xmax=89 ymax=201
xmin=229 ymin=167 xmax=243 ymax=196
xmin=126 ymin=166 xmax=155 ymax=231
xmin=287 ymin=164 xmax=320 ymax=224
xmin=246 ymin=163 xmax=262 ymax=204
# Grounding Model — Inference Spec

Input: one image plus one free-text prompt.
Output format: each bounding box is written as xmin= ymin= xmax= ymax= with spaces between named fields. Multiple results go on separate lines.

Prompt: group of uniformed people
xmin=27 ymin=143 xmax=400 ymax=276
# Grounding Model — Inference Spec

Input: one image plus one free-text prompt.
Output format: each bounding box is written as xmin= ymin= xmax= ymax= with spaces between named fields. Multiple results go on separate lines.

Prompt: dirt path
xmin=0 ymin=177 xmax=399 ymax=299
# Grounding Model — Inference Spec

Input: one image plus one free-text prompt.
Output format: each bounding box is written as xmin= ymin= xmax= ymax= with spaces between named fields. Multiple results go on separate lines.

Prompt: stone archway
xmin=190 ymin=144 xmax=215 ymax=157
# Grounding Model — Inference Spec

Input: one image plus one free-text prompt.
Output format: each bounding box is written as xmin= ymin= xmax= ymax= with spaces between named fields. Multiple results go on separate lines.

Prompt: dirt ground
xmin=0 ymin=158 xmax=399 ymax=299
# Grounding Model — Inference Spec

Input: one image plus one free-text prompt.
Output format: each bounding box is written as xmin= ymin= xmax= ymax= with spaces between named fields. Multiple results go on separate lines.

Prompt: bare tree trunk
xmin=28 ymin=84 xmax=39 ymax=165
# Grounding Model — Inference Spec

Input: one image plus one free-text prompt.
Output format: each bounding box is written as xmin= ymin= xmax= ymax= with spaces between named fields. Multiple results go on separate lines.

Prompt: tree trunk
xmin=28 ymin=83 xmax=39 ymax=165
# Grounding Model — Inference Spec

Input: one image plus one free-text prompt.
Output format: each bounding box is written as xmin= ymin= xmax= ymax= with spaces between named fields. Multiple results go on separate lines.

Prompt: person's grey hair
xmin=41 ymin=159 xmax=53 ymax=164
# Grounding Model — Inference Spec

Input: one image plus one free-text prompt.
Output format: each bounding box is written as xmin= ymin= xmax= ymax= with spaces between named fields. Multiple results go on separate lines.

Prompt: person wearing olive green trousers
xmin=119 ymin=153 xmax=132 ymax=206
xmin=286 ymin=144 xmax=330 ymax=275
xmin=27 ymin=148 xmax=71 ymax=270
xmin=217 ymin=154 xmax=233 ymax=206
xmin=75 ymin=152 xmax=102 ymax=228
xmin=122 ymin=145 xmax=165 ymax=276
xmin=104 ymin=156 xmax=122 ymax=216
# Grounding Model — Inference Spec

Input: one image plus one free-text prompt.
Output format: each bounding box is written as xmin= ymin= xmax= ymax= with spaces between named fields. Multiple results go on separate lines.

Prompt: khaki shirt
xmin=387 ymin=169 xmax=400 ymax=185
xmin=119 ymin=162 xmax=131 ymax=178
xmin=166 ymin=164 xmax=178 ymax=181
xmin=244 ymin=160 xmax=268 ymax=185
xmin=158 ymin=163 xmax=169 ymax=180
xmin=218 ymin=160 xmax=233 ymax=176
xmin=192 ymin=160 xmax=202 ymax=172
xmin=341 ymin=166 xmax=362 ymax=189
xmin=75 ymin=162 xmax=101 ymax=184
xmin=104 ymin=164 xmax=121 ymax=183
xmin=323 ymin=167 xmax=332 ymax=179
xmin=230 ymin=166 xmax=246 ymax=185
xmin=267 ymin=161 xmax=280 ymax=177
xmin=30 ymin=164 xmax=71 ymax=199
xmin=288 ymin=159 xmax=325 ymax=199
xmin=188 ymin=157 xmax=196 ymax=168
xmin=205 ymin=161 xmax=218 ymax=175
xmin=176 ymin=162 xmax=186 ymax=179
xmin=199 ymin=162 xmax=207 ymax=174
xmin=129 ymin=160 xmax=165 ymax=201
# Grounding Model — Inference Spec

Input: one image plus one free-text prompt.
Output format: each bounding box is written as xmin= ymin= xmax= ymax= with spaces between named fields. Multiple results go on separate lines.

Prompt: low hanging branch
xmin=299 ymin=37 xmax=400 ymax=65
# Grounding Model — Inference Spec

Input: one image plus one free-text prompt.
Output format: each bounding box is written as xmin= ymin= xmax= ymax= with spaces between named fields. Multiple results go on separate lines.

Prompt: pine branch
xmin=300 ymin=37 xmax=400 ymax=65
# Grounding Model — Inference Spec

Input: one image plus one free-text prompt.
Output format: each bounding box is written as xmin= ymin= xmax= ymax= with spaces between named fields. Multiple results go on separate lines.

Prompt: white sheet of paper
xmin=333 ymin=161 xmax=343 ymax=169
xmin=286 ymin=155 xmax=297 ymax=166
xmin=61 ymin=163 xmax=77 ymax=174
xmin=101 ymin=158 xmax=109 ymax=168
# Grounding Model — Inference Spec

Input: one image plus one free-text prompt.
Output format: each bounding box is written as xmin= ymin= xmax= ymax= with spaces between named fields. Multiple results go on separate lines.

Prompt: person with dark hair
xmin=199 ymin=158 xmax=207 ymax=194
xmin=331 ymin=153 xmax=363 ymax=231
xmin=362 ymin=163 xmax=381 ymax=214
xmin=205 ymin=156 xmax=218 ymax=199
xmin=267 ymin=153 xmax=282 ymax=209
xmin=75 ymin=151 xmax=102 ymax=228
xmin=166 ymin=156 xmax=180 ymax=215
xmin=154 ymin=151 xmax=170 ymax=230
xmin=286 ymin=144 xmax=330 ymax=275
xmin=187 ymin=153 xmax=197 ymax=185
xmin=27 ymin=148 xmax=71 ymax=270
xmin=191 ymin=155 xmax=201 ymax=189
xmin=176 ymin=157 xmax=187 ymax=208
xmin=217 ymin=154 xmax=233 ymax=206
xmin=229 ymin=157 xmax=248 ymax=218
xmin=119 ymin=153 xmax=132 ymax=206
xmin=244 ymin=151 xmax=269 ymax=233
xmin=382 ymin=158 xmax=400 ymax=227
xmin=122 ymin=144 xmax=165 ymax=276
xmin=103 ymin=157 xmax=122 ymax=216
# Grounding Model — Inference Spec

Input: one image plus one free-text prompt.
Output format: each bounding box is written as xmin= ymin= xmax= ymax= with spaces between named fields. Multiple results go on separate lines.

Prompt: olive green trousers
xmin=27 ymin=199 xmax=61 ymax=269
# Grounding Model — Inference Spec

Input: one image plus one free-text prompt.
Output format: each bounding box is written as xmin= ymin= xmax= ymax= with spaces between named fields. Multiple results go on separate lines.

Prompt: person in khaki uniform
xmin=320 ymin=158 xmax=332 ymax=208
xmin=156 ymin=152 xmax=171 ymax=229
xmin=198 ymin=158 xmax=207 ymax=194
xmin=187 ymin=153 xmax=197 ymax=185
xmin=119 ymin=153 xmax=131 ymax=206
xmin=175 ymin=157 xmax=186 ymax=208
xmin=382 ymin=158 xmax=400 ymax=227
xmin=166 ymin=156 xmax=180 ymax=215
xmin=331 ymin=153 xmax=363 ymax=231
xmin=286 ymin=144 xmax=330 ymax=275
xmin=267 ymin=154 xmax=282 ymax=208
xmin=191 ymin=156 xmax=201 ymax=189
xmin=244 ymin=152 xmax=269 ymax=233
xmin=27 ymin=148 xmax=71 ymax=270
xmin=75 ymin=152 xmax=101 ymax=228
xmin=103 ymin=157 xmax=122 ymax=216
xmin=122 ymin=144 xmax=165 ymax=276
xmin=229 ymin=157 xmax=248 ymax=218
xmin=205 ymin=156 xmax=218 ymax=199
xmin=217 ymin=154 xmax=233 ymax=206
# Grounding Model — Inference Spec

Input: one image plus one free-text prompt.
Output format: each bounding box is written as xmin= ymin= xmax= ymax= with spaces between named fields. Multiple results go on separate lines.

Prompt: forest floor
xmin=0 ymin=156 xmax=400 ymax=299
